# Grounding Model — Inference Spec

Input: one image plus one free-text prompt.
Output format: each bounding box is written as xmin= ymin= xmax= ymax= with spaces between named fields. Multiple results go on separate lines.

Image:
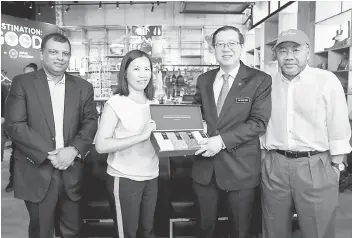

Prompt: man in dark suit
xmin=5 ymin=63 xmax=38 ymax=193
xmin=193 ymin=26 xmax=272 ymax=238
xmin=1 ymin=82 xmax=9 ymax=161
xmin=5 ymin=33 xmax=98 ymax=238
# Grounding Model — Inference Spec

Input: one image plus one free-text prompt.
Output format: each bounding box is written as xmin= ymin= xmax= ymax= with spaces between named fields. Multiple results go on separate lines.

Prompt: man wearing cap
xmin=260 ymin=29 xmax=351 ymax=238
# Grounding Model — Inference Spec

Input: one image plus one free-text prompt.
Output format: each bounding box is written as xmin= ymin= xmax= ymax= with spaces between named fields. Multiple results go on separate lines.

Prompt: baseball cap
xmin=273 ymin=29 xmax=310 ymax=50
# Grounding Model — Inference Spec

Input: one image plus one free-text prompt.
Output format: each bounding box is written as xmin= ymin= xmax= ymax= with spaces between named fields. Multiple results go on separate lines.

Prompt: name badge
xmin=236 ymin=97 xmax=250 ymax=103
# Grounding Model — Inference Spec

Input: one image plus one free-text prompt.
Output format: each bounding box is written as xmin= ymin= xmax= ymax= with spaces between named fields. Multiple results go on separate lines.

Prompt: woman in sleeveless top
xmin=95 ymin=50 xmax=159 ymax=238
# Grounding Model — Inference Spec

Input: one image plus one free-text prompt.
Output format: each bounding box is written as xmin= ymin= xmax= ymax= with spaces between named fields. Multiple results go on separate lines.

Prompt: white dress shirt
xmin=260 ymin=66 xmax=352 ymax=156
xmin=213 ymin=64 xmax=240 ymax=104
xmin=47 ymin=74 xmax=65 ymax=150
xmin=213 ymin=64 xmax=240 ymax=148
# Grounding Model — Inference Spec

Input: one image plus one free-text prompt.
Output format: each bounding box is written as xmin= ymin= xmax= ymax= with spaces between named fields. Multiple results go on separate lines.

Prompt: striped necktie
xmin=217 ymin=73 xmax=230 ymax=116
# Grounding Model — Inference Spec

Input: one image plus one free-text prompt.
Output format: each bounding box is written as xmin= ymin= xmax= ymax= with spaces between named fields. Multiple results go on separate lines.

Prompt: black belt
xmin=275 ymin=150 xmax=321 ymax=159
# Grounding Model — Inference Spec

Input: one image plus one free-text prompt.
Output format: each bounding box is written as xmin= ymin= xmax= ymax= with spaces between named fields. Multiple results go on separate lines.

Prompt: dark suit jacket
xmin=193 ymin=62 xmax=272 ymax=191
xmin=1 ymin=83 xmax=9 ymax=117
xmin=5 ymin=69 xmax=98 ymax=202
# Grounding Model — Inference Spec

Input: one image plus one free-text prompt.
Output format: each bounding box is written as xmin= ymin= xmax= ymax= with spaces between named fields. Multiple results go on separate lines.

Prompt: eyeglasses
xmin=214 ymin=41 xmax=241 ymax=49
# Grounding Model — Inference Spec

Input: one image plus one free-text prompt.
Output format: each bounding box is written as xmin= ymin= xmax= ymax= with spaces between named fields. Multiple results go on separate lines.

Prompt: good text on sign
xmin=1 ymin=23 xmax=43 ymax=49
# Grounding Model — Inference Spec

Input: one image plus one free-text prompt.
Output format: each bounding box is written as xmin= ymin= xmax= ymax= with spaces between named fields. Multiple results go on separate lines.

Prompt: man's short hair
xmin=41 ymin=33 xmax=71 ymax=53
xmin=212 ymin=26 xmax=245 ymax=46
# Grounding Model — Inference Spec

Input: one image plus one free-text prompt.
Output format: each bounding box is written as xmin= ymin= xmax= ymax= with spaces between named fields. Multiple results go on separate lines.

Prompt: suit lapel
xmin=33 ymin=69 xmax=55 ymax=137
xmin=217 ymin=63 xmax=249 ymax=122
xmin=63 ymin=73 xmax=76 ymax=143
xmin=205 ymin=69 xmax=219 ymax=124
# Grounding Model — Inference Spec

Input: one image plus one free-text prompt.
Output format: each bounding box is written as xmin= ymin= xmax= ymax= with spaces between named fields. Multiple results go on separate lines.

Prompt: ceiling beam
xmin=183 ymin=2 xmax=255 ymax=5
xmin=181 ymin=2 xmax=253 ymax=15
xmin=180 ymin=10 xmax=245 ymax=15
xmin=251 ymin=1 xmax=295 ymax=29
xmin=35 ymin=1 xmax=167 ymax=7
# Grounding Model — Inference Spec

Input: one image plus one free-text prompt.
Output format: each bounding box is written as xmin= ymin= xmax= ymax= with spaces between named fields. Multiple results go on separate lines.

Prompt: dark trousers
xmin=193 ymin=177 xmax=255 ymax=238
xmin=261 ymin=151 xmax=338 ymax=238
xmin=8 ymin=143 xmax=15 ymax=180
xmin=106 ymin=175 xmax=158 ymax=238
xmin=1 ymin=125 xmax=5 ymax=161
xmin=25 ymin=170 xmax=81 ymax=238
xmin=347 ymin=153 xmax=352 ymax=173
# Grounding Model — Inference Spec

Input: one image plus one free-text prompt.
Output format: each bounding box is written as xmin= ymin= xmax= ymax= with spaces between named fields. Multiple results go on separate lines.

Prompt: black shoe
xmin=5 ymin=181 xmax=13 ymax=192
xmin=339 ymin=172 xmax=352 ymax=193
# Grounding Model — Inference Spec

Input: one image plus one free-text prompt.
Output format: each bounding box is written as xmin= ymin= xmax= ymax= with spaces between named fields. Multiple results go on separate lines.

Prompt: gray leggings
xmin=106 ymin=175 xmax=158 ymax=238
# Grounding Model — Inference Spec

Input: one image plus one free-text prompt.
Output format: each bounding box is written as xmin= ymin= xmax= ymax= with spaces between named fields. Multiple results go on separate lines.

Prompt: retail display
xmin=204 ymin=34 xmax=214 ymax=53
xmin=246 ymin=1 xmax=352 ymax=98
xmin=325 ymin=28 xmax=345 ymax=51
xmin=64 ymin=25 xmax=219 ymax=106
xmin=317 ymin=62 xmax=327 ymax=70
xmin=337 ymin=52 xmax=349 ymax=71
xmin=324 ymin=21 xmax=351 ymax=51
xmin=149 ymin=104 xmax=208 ymax=157
xmin=315 ymin=8 xmax=351 ymax=95
xmin=159 ymin=65 xmax=219 ymax=103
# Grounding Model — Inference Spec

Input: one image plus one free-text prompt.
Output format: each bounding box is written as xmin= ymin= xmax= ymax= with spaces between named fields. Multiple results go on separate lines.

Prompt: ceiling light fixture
xmin=157 ymin=1 xmax=160 ymax=6
xmin=65 ymin=5 xmax=70 ymax=13
xmin=116 ymin=2 xmax=119 ymax=9
xmin=130 ymin=1 xmax=133 ymax=5
xmin=29 ymin=2 xmax=33 ymax=9
xmin=99 ymin=1 xmax=102 ymax=9
xmin=38 ymin=7 xmax=41 ymax=15
xmin=151 ymin=3 xmax=154 ymax=12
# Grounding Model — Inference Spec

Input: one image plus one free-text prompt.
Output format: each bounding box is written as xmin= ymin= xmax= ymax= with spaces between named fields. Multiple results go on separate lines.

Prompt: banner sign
xmin=1 ymin=14 xmax=59 ymax=81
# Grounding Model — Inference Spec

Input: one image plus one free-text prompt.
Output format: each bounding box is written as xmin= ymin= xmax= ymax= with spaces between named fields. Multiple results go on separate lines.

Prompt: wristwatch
xmin=331 ymin=162 xmax=346 ymax=172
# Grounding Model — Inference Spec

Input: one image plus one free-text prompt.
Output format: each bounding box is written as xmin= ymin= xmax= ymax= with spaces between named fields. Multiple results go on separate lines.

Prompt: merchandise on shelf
xmin=109 ymin=43 xmax=125 ymax=56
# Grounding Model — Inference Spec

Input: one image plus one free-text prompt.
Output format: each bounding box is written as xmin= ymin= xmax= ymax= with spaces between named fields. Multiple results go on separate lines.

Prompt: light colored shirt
xmin=105 ymin=95 xmax=159 ymax=181
xmin=213 ymin=65 xmax=240 ymax=104
xmin=260 ymin=66 xmax=352 ymax=156
xmin=213 ymin=64 xmax=240 ymax=149
xmin=47 ymin=74 xmax=65 ymax=150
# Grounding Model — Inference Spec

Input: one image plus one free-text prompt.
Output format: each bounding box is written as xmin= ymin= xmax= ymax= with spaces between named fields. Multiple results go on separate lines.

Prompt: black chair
xmin=80 ymin=147 xmax=114 ymax=237
xmin=165 ymin=156 xmax=230 ymax=238
xmin=339 ymin=153 xmax=352 ymax=192
xmin=54 ymin=146 xmax=113 ymax=238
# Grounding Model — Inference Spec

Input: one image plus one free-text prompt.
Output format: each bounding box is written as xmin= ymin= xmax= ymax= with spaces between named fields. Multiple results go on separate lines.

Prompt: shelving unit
xmin=105 ymin=55 xmax=124 ymax=58
xmin=244 ymin=1 xmax=299 ymax=78
xmin=63 ymin=25 xmax=224 ymax=103
xmin=245 ymin=1 xmax=352 ymax=113
xmin=314 ymin=6 xmax=352 ymax=98
xmin=63 ymin=25 xmax=128 ymax=102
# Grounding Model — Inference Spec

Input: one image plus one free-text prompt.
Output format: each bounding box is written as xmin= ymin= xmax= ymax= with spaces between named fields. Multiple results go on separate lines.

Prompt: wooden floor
xmin=2 ymin=148 xmax=352 ymax=238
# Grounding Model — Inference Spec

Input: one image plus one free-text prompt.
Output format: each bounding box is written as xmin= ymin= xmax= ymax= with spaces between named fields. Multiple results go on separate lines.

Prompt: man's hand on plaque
xmin=195 ymin=136 xmax=222 ymax=157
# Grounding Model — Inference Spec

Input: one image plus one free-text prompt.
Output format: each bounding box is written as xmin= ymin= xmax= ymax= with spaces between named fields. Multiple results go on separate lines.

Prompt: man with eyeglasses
xmin=5 ymin=33 xmax=98 ymax=238
xmin=193 ymin=25 xmax=272 ymax=238
xmin=260 ymin=29 xmax=351 ymax=238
